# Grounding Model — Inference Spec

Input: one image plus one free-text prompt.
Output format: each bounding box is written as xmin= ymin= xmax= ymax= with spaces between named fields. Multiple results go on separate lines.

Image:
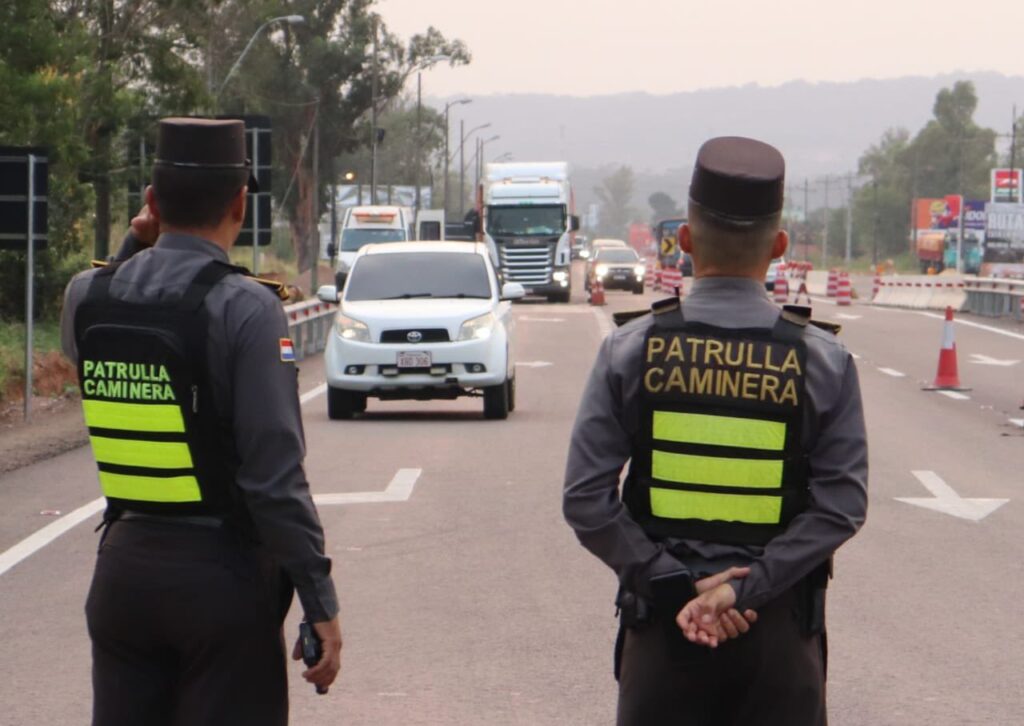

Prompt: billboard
xmin=982 ymin=202 xmax=1024 ymax=277
xmin=991 ymin=169 xmax=1023 ymax=203
xmin=912 ymin=196 xmax=961 ymax=232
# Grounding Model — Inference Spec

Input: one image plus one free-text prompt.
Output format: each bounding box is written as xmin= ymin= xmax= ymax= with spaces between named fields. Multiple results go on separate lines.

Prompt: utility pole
xmin=822 ymin=175 xmax=830 ymax=267
xmin=311 ymin=115 xmax=320 ymax=291
xmin=872 ymin=180 xmax=879 ymax=268
xmin=459 ymin=119 xmax=465 ymax=218
xmin=415 ymin=72 xmax=422 ymax=211
xmin=1011 ymin=104 xmax=1018 ymax=204
xmin=845 ymin=172 xmax=853 ymax=263
xmin=369 ymin=16 xmax=379 ymax=202
xmin=803 ymin=178 xmax=809 ymax=262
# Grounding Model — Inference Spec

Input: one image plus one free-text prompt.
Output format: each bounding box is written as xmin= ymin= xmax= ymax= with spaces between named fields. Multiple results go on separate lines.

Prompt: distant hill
xmin=435 ymin=72 xmax=1024 ymax=218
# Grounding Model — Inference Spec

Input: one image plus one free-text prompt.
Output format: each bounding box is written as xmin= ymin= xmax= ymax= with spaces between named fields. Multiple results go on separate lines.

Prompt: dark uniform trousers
xmin=86 ymin=519 xmax=293 ymax=726
xmin=616 ymin=588 xmax=826 ymax=726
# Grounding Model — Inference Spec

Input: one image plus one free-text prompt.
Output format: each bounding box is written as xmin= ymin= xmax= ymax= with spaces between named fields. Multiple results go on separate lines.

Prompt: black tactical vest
xmin=73 ymin=260 xmax=243 ymax=516
xmin=624 ymin=299 xmax=811 ymax=546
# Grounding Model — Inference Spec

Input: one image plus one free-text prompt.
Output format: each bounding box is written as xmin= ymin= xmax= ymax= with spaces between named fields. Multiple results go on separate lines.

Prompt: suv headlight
xmin=634 ymin=264 xmax=645 ymax=276
xmin=335 ymin=312 xmax=370 ymax=342
xmin=458 ymin=311 xmax=496 ymax=341
xmin=595 ymin=264 xmax=609 ymax=278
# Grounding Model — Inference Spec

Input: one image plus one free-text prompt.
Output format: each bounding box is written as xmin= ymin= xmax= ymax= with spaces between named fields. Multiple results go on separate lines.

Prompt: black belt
xmin=119 ymin=511 xmax=226 ymax=529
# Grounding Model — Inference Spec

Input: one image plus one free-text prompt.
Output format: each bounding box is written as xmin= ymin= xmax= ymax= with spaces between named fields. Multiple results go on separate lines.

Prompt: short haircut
xmin=152 ymin=166 xmax=247 ymax=229
xmin=687 ymin=200 xmax=781 ymax=272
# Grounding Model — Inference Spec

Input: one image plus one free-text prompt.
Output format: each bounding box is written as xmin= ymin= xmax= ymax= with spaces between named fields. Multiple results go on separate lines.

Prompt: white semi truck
xmin=479 ymin=162 xmax=579 ymax=303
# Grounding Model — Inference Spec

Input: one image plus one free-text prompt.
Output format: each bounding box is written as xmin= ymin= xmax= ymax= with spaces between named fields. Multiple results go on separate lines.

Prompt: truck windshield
xmin=341 ymin=228 xmax=407 ymax=252
xmin=486 ymin=205 xmax=566 ymax=237
xmin=345 ymin=253 xmax=493 ymax=301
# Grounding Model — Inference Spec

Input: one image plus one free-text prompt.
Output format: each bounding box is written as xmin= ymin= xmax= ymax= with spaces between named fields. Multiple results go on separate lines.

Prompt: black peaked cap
xmin=689 ymin=136 xmax=785 ymax=220
xmin=154 ymin=117 xmax=257 ymax=191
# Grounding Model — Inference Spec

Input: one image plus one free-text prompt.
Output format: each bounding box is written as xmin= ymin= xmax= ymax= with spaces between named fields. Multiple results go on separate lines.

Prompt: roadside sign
xmin=231 ymin=115 xmax=273 ymax=250
xmin=991 ymin=168 xmax=1023 ymax=203
xmin=0 ymin=147 xmax=48 ymax=251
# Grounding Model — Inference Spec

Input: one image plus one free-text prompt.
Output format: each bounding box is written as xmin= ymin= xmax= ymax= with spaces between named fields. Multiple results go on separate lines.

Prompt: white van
xmin=327 ymin=205 xmax=413 ymax=287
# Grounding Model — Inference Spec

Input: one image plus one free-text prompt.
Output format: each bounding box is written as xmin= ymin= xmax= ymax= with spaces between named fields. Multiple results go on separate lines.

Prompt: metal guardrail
xmin=962 ymin=277 xmax=1024 ymax=321
xmin=283 ymin=298 xmax=337 ymax=361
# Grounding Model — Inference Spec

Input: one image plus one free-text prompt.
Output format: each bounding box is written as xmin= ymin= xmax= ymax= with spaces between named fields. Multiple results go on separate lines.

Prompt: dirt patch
xmin=0 ymin=393 xmax=88 ymax=476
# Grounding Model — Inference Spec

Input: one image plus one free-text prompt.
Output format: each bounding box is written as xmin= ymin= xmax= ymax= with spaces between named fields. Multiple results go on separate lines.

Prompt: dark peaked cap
xmin=689 ymin=136 xmax=784 ymax=220
xmin=154 ymin=117 xmax=257 ymax=190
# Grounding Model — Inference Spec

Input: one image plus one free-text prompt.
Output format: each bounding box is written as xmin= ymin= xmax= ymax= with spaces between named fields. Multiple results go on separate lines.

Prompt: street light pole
xmin=216 ymin=15 xmax=305 ymax=106
xmin=442 ymin=99 xmax=471 ymax=215
xmin=456 ymin=122 xmax=491 ymax=218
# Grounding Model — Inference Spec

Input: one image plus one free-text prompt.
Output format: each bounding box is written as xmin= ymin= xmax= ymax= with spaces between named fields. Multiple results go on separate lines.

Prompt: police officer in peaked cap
xmin=60 ymin=117 xmax=342 ymax=725
xmin=563 ymin=136 xmax=868 ymax=725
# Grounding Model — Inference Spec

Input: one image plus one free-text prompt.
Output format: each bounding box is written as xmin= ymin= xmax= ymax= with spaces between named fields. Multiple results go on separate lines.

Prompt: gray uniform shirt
xmin=61 ymin=232 xmax=338 ymax=622
xmin=563 ymin=277 xmax=868 ymax=611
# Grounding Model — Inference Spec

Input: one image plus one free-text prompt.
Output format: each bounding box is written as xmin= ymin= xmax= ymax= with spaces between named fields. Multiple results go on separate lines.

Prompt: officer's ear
xmin=679 ymin=224 xmax=694 ymax=254
xmin=145 ymin=185 xmax=162 ymax=227
xmin=771 ymin=228 xmax=789 ymax=260
xmin=229 ymin=185 xmax=247 ymax=224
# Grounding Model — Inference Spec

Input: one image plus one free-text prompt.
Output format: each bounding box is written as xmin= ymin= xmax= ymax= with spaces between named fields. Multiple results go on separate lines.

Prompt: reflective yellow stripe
xmin=650 ymin=487 xmax=783 ymax=524
xmin=99 ymin=472 xmax=202 ymax=503
xmin=653 ymin=411 xmax=786 ymax=451
xmin=90 ymin=437 xmax=193 ymax=470
xmin=652 ymin=450 xmax=783 ymax=489
xmin=83 ymin=400 xmax=185 ymax=433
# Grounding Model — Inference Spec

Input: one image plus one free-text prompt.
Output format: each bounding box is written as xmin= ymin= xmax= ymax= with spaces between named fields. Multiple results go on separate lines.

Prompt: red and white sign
xmin=991 ymin=169 xmax=1023 ymax=203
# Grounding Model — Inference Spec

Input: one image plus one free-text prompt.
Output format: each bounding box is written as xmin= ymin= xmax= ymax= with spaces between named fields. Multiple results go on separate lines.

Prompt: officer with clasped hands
xmin=563 ymin=136 xmax=868 ymax=725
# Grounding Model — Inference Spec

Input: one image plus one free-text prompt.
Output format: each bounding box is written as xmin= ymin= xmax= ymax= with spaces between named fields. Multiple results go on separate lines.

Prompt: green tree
xmin=648 ymin=191 xmax=682 ymax=223
xmin=594 ymin=166 xmax=636 ymax=238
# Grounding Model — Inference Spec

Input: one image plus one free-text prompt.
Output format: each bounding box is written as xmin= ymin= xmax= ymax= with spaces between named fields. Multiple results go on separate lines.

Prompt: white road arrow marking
xmin=314 ymin=468 xmax=422 ymax=506
xmin=878 ymin=367 xmax=906 ymax=377
xmin=835 ymin=313 xmax=862 ymax=320
xmin=938 ymin=390 xmax=970 ymax=400
xmin=896 ymin=470 xmax=1008 ymax=522
xmin=968 ymin=354 xmax=1020 ymax=367
xmin=518 ymin=316 xmax=565 ymax=323
xmin=517 ymin=361 xmax=553 ymax=368
xmin=1009 ymin=418 xmax=1024 ymax=428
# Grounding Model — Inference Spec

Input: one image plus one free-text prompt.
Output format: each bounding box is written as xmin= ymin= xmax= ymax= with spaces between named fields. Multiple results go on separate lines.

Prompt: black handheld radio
xmin=298 ymin=622 xmax=328 ymax=695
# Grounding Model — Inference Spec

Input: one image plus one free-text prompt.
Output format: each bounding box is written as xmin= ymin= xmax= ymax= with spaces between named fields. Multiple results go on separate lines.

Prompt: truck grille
xmin=498 ymin=240 xmax=554 ymax=286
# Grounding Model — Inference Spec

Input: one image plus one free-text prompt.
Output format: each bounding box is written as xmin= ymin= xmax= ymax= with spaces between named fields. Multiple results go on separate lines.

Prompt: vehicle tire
xmin=548 ymin=290 xmax=571 ymax=304
xmin=327 ymin=387 xmax=364 ymax=420
xmin=483 ymin=382 xmax=510 ymax=420
xmin=633 ymin=284 xmax=644 ymax=295
xmin=507 ymin=375 xmax=516 ymax=412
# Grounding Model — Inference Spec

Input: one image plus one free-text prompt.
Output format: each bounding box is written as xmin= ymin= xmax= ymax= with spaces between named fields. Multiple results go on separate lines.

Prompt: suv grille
xmin=380 ymin=328 xmax=450 ymax=344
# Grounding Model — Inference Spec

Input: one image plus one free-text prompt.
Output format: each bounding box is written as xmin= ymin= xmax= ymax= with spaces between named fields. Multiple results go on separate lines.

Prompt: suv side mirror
xmin=570 ymin=215 xmax=581 ymax=232
xmin=500 ymin=282 xmax=526 ymax=301
xmin=316 ymin=285 xmax=339 ymax=303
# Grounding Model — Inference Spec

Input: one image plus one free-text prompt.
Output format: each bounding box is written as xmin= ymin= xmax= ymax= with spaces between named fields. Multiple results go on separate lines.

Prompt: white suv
xmin=317 ymin=242 xmax=524 ymax=420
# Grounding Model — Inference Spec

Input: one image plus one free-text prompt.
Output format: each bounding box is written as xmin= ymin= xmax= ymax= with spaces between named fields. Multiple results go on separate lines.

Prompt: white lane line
xmin=517 ymin=305 xmax=593 ymax=314
xmin=968 ymin=354 xmax=1019 ymax=367
xmin=518 ymin=316 xmax=565 ymax=323
xmin=0 ymin=380 xmax=341 ymax=579
xmin=878 ymin=367 xmax=906 ymax=377
xmin=937 ymin=390 xmax=970 ymax=400
xmin=1009 ymin=418 xmax=1024 ymax=428
xmin=517 ymin=361 xmax=553 ymax=368
xmin=592 ymin=307 xmax=612 ymax=339
xmin=835 ymin=313 xmax=862 ymax=320
xmin=851 ymin=353 xmax=862 ymax=360
xmin=916 ymin=311 xmax=1024 ymax=342
xmin=809 ymin=296 xmax=837 ymax=306
xmin=314 ymin=468 xmax=422 ymax=506
xmin=0 ymin=497 xmax=105 ymax=577
xmin=300 ymin=382 xmax=327 ymax=404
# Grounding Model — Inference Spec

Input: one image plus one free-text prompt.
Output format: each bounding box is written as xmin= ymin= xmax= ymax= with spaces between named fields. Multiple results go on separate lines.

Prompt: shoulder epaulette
xmin=651 ymin=296 xmax=681 ymax=316
xmin=90 ymin=259 xmax=110 ymax=269
xmin=249 ymin=275 xmax=289 ymax=301
xmin=612 ymin=309 xmax=649 ymax=327
xmin=810 ymin=319 xmax=841 ymax=336
xmin=780 ymin=304 xmax=811 ymax=327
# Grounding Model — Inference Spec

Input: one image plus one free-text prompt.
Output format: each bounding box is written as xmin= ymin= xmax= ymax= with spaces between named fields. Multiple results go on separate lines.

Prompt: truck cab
xmin=481 ymin=162 xmax=580 ymax=303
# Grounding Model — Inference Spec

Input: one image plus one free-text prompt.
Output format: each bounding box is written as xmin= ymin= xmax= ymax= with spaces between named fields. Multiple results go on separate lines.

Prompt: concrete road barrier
xmin=805 ymin=270 xmax=829 ymax=296
xmin=872 ymin=275 xmax=967 ymax=312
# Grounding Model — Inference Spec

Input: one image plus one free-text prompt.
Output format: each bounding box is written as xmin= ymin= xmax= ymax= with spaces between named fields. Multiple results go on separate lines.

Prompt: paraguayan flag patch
xmin=279 ymin=338 xmax=296 ymax=362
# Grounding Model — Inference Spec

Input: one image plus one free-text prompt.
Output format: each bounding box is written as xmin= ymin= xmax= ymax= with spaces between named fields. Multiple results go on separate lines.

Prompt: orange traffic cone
xmin=773 ymin=275 xmax=789 ymax=304
xmin=589 ymin=277 xmax=606 ymax=306
xmin=923 ymin=306 xmax=970 ymax=391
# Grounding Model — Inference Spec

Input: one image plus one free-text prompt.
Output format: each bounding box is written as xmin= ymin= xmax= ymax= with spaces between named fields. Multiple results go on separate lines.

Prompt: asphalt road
xmin=1 ymin=264 xmax=1022 ymax=725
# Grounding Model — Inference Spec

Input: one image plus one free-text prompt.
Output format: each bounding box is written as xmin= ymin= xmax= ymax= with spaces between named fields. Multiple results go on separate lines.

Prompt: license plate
xmin=613 ymin=273 xmax=627 ymax=280
xmin=397 ymin=351 xmax=431 ymax=368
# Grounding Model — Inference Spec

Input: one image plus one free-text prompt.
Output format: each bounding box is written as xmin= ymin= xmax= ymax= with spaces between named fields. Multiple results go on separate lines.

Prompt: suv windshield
xmin=486 ymin=205 xmax=566 ymax=237
xmin=595 ymin=249 xmax=639 ymax=264
xmin=341 ymin=227 xmax=407 ymax=252
xmin=346 ymin=253 xmax=493 ymax=301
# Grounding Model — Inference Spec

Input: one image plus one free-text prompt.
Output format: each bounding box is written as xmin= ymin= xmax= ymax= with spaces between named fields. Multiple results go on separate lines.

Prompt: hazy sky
xmin=378 ymin=0 xmax=1024 ymax=97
